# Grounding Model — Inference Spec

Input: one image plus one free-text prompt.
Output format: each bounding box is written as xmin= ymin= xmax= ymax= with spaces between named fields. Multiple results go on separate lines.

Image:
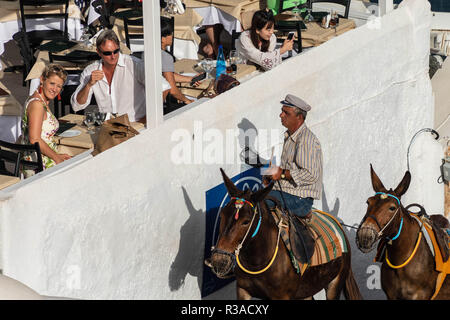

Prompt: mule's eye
xmin=241 ymin=220 xmax=251 ymax=226
xmin=389 ymin=206 xmax=396 ymax=211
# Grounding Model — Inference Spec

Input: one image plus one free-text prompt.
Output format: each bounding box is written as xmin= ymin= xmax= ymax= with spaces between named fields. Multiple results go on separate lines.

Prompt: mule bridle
xmin=361 ymin=192 xmax=403 ymax=241
xmin=211 ymin=197 xmax=281 ymax=275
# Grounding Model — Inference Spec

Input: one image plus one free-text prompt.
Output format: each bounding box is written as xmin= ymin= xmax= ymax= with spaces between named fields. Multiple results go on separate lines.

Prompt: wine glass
xmin=84 ymin=111 xmax=95 ymax=134
xmin=202 ymin=58 xmax=213 ymax=79
xmin=94 ymin=111 xmax=107 ymax=126
xmin=229 ymin=50 xmax=238 ymax=75
xmin=79 ymin=26 xmax=91 ymax=48
xmin=304 ymin=8 xmax=314 ymax=23
xmin=292 ymin=1 xmax=301 ymax=20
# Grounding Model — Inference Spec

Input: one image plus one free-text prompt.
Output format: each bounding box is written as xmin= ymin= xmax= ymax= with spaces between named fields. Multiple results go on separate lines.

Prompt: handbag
xmin=92 ymin=114 xmax=139 ymax=156
xmin=198 ymin=74 xmax=240 ymax=98
xmin=214 ymin=74 xmax=240 ymax=94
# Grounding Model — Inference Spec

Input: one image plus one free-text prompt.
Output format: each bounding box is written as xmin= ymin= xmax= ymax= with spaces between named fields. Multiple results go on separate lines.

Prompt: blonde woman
xmin=18 ymin=64 xmax=71 ymax=177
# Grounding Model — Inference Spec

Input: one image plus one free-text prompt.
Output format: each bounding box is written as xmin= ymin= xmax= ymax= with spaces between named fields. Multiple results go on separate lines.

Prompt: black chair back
xmin=309 ymin=0 xmax=351 ymax=18
xmin=91 ymin=0 xmax=113 ymax=29
xmin=274 ymin=19 xmax=304 ymax=54
xmin=0 ymin=140 xmax=44 ymax=177
xmin=123 ymin=16 xmax=144 ymax=51
xmin=12 ymin=30 xmax=35 ymax=87
xmin=19 ymin=0 xmax=70 ymax=49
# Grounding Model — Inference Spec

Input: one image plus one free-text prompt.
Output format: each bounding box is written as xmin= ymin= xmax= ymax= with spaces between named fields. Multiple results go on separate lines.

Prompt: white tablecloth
xmin=0 ymin=17 xmax=84 ymax=70
xmin=0 ymin=116 xmax=21 ymax=143
xmin=193 ymin=6 xmax=242 ymax=35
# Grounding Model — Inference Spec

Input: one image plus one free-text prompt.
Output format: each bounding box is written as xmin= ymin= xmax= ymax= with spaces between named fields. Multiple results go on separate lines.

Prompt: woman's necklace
xmin=37 ymin=90 xmax=50 ymax=112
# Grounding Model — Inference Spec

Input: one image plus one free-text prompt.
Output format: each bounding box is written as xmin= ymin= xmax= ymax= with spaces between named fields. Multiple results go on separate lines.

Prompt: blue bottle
xmin=215 ymin=45 xmax=226 ymax=79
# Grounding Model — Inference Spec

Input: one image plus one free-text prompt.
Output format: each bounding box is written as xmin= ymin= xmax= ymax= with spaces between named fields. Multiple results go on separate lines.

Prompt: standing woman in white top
xmin=236 ymin=9 xmax=294 ymax=71
xmin=18 ymin=64 xmax=71 ymax=177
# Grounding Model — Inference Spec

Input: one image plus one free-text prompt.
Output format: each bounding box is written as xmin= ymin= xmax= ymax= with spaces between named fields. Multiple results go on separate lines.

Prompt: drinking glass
xmin=229 ymin=50 xmax=238 ymax=75
xmin=202 ymin=58 xmax=213 ymax=79
xmin=80 ymin=26 xmax=91 ymax=48
xmin=95 ymin=111 xmax=107 ymax=126
xmin=304 ymin=8 xmax=314 ymax=23
xmin=84 ymin=111 xmax=95 ymax=134
xmin=292 ymin=1 xmax=301 ymax=20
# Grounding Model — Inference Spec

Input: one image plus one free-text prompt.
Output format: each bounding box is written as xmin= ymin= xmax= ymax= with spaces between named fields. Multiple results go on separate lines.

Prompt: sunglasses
xmin=100 ymin=48 xmax=120 ymax=56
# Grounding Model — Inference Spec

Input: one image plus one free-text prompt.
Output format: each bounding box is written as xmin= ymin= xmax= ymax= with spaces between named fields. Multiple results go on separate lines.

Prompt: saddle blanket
xmin=272 ymin=208 xmax=348 ymax=275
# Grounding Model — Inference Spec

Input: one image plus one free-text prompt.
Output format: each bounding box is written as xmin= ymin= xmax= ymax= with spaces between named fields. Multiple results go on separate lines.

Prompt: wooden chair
xmin=0 ymin=140 xmax=44 ymax=177
xmin=123 ymin=15 xmax=144 ymax=51
xmin=11 ymin=30 xmax=35 ymax=87
xmin=274 ymin=19 xmax=305 ymax=54
xmin=18 ymin=0 xmax=70 ymax=53
xmin=309 ymin=0 xmax=351 ymax=19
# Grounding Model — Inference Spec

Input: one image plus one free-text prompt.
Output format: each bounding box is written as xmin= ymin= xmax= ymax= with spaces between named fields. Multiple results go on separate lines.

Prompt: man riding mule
xmin=205 ymin=169 xmax=362 ymax=300
xmin=356 ymin=165 xmax=450 ymax=300
xmin=263 ymin=94 xmax=323 ymax=264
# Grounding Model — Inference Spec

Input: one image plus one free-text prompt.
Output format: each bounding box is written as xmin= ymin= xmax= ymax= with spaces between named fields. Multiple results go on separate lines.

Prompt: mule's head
xmin=208 ymin=168 xmax=273 ymax=278
xmin=356 ymin=164 xmax=411 ymax=253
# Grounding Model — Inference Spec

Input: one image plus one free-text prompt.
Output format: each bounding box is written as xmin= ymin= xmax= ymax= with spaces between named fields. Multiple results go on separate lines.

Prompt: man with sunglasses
xmin=71 ymin=29 xmax=147 ymax=122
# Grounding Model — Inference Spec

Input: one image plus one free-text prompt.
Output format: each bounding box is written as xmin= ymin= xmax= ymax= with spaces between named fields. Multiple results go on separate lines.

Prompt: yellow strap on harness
xmin=385 ymin=232 xmax=422 ymax=269
xmin=236 ymin=223 xmax=281 ymax=275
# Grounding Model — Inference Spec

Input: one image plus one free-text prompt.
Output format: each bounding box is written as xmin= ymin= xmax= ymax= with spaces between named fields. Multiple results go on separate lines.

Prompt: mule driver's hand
xmin=89 ymin=70 xmax=104 ymax=86
xmin=263 ymin=166 xmax=282 ymax=181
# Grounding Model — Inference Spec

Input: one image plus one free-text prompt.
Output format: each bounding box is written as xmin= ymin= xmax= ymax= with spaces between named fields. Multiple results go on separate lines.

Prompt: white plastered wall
xmin=0 ymin=0 xmax=443 ymax=299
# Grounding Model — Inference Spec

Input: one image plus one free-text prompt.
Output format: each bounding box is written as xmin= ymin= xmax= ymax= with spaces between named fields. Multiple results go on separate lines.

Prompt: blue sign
xmin=201 ymin=167 xmax=263 ymax=297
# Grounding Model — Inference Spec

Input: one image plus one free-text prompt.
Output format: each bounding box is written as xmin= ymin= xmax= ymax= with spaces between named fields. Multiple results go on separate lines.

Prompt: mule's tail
xmin=343 ymin=267 xmax=363 ymax=300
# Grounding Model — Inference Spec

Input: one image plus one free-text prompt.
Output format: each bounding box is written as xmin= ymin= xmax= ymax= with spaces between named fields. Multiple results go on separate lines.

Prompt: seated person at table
xmin=71 ymin=29 xmax=146 ymax=122
xmin=161 ymin=17 xmax=202 ymax=106
xmin=17 ymin=64 xmax=72 ymax=177
xmin=236 ymin=9 xmax=294 ymax=71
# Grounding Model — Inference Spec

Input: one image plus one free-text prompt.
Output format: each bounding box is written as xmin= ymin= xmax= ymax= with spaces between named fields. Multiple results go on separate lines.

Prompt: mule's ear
xmin=250 ymin=182 xmax=274 ymax=204
xmin=220 ymin=168 xmax=240 ymax=197
xmin=370 ymin=164 xmax=387 ymax=193
xmin=394 ymin=171 xmax=411 ymax=197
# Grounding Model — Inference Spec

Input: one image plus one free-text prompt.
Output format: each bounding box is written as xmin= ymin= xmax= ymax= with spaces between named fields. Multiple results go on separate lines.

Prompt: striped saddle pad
xmin=272 ymin=208 xmax=348 ymax=275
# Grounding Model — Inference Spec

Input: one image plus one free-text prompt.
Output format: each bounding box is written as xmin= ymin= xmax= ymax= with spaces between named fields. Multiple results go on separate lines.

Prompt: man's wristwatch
xmin=281 ymin=169 xmax=286 ymax=179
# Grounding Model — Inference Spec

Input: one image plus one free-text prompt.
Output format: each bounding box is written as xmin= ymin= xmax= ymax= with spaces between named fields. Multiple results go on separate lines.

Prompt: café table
xmin=55 ymin=113 xmax=145 ymax=156
xmin=184 ymin=0 xmax=261 ymax=35
xmin=0 ymin=174 xmax=20 ymax=191
xmin=0 ymin=81 xmax=23 ymax=144
xmin=275 ymin=12 xmax=356 ymax=48
xmin=0 ymin=0 xmax=85 ymax=70
xmin=173 ymin=58 xmax=259 ymax=98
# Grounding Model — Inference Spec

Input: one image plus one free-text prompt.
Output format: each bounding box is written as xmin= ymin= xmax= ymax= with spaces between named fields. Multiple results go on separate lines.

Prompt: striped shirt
xmin=274 ymin=123 xmax=323 ymax=199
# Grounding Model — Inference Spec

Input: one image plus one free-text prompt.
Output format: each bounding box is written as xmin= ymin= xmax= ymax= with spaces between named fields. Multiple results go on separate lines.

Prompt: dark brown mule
xmin=208 ymin=169 xmax=362 ymax=300
xmin=356 ymin=165 xmax=450 ymax=300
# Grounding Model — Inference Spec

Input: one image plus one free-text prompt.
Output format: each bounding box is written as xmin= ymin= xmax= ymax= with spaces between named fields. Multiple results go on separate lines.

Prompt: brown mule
xmin=207 ymin=169 xmax=363 ymax=300
xmin=356 ymin=164 xmax=450 ymax=300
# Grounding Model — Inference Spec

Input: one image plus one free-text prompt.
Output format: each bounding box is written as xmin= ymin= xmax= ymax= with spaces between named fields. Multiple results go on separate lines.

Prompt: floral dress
xmin=18 ymin=97 xmax=59 ymax=177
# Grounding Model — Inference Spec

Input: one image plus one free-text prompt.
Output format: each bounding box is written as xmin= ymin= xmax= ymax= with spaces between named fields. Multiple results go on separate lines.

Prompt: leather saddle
xmin=265 ymin=196 xmax=315 ymax=264
xmin=289 ymin=214 xmax=315 ymax=264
